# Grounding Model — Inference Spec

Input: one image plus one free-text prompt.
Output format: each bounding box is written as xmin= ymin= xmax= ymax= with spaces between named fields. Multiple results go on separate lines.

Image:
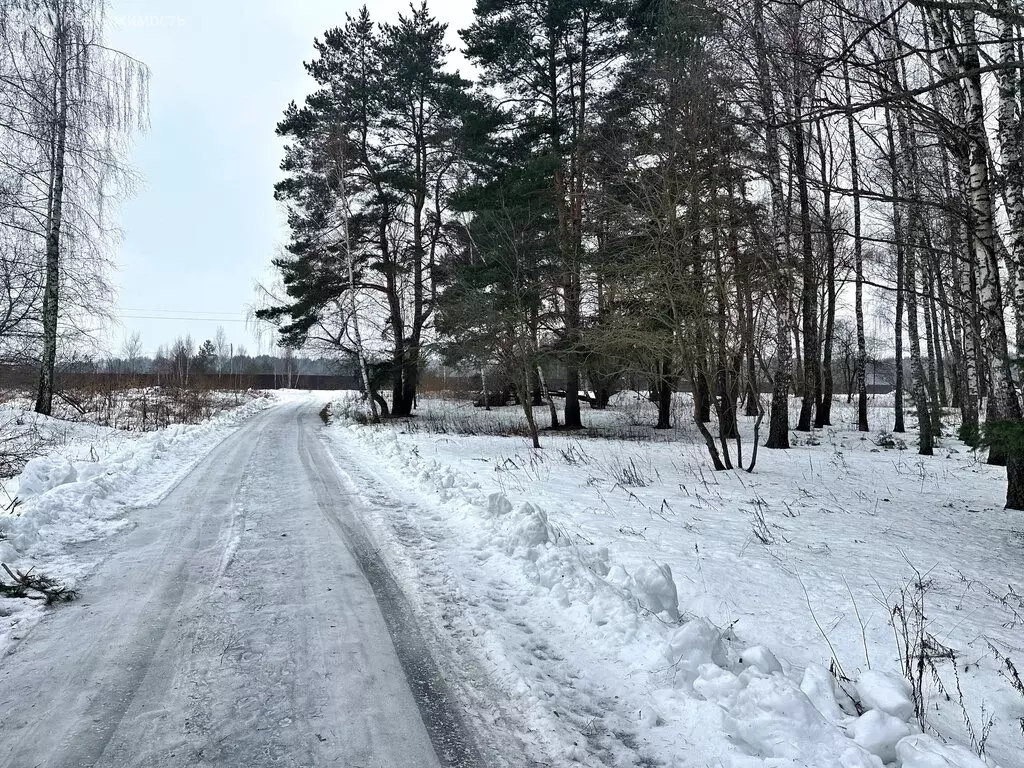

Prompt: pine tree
xmin=260 ymin=3 xmax=468 ymax=416
xmin=461 ymin=0 xmax=629 ymax=429
xmin=193 ymin=340 xmax=217 ymax=375
xmin=439 ymin=88 xmax=560 ymax=442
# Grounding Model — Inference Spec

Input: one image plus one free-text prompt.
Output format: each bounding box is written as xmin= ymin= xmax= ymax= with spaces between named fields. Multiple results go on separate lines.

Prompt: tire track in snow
xmin=0 ymin=400 xmax=473 ymax=768
xmin=296 ymin=418 xmax=487 ymax=768
xmin=0 ymin=406 xmax=271 ymax=767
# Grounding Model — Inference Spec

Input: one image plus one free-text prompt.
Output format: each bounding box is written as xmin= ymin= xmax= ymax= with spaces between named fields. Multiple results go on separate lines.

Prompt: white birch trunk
xmin=35 ymin=11 xmax=68 ymax=416
xmin=959 ymin=8 xmax=1021 ymax=425
xmin=752 ymin=0 xmax=792 ymax=449
xmin=336 ymin=145 xmax=378 ymax=424
xmin=996 ymin=1 xmax=1024 ymax=358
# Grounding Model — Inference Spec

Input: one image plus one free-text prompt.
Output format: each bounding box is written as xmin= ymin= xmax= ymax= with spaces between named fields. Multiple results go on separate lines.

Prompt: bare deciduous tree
xmin=0 ymin=0 xmax=148 ymax=413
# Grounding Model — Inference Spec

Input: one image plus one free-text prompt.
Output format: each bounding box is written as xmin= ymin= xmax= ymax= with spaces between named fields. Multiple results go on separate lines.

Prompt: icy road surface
xmin=0 ymin=400 xmax=482 ymax=768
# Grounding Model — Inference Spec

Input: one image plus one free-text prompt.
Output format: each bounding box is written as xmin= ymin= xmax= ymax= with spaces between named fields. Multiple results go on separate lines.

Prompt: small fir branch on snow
xmin=0 ymin=563 xmax=77 ymax=604
xmin=873 ymin=431 xmax=907 ymax=450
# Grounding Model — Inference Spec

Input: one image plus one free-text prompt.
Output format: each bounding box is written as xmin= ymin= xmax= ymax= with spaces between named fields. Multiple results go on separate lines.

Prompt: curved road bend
xmin=0 ymin=399 xmax=484 ymax=768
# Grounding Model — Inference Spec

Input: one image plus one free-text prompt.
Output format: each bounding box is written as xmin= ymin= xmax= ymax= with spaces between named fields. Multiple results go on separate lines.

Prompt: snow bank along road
xmin=0 ymin=399 xmax=486 ymax=768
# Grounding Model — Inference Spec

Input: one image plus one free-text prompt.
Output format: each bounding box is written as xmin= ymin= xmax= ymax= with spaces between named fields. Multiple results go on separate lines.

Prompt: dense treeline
xmin=262 ymin=0 xmax=1024 ymax=508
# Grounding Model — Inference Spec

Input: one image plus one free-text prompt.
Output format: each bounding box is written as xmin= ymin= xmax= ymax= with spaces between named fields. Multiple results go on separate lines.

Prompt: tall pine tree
xmin=262 ymin=3 xmax=468 ymax=416
xmin=461 ymin=0 xmax=629 ymax=428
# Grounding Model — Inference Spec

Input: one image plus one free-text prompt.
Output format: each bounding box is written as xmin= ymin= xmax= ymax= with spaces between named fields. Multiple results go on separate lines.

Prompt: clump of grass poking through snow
xmin=751 ymin=507 xmax=776 ymax=545
xmin=558 ymin=441 xmax=593 ymax=466
xmin=607 ymin=456 xmax=655 ymax=488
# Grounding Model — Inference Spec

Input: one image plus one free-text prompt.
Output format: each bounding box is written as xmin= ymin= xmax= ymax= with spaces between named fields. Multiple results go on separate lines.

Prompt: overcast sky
xmin=104 ymin=0 xmax=474 ymax=357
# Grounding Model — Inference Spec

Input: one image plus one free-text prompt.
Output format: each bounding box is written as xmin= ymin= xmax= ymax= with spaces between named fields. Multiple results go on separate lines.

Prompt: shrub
xmin=874 ymin=431 xmax=907 ymax=450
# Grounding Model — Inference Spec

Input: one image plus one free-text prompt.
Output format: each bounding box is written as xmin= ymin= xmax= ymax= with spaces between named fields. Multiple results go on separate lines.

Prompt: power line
xmin=116 ymin=307 xmax=245 ymax=316
xmin=116 ymin=314 xmax=249 ymax=323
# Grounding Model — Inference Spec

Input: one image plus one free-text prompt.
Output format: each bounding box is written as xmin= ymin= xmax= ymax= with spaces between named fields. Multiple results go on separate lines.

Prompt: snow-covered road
xmin=0 ymin=399 xmax=482 ymax=767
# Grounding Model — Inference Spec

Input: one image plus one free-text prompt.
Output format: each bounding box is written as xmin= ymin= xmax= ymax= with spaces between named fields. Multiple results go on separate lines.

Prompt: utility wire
xmin=115 ymin=307 xmax=244 ymax=316
xmin=116 ymin=314 xmax=249 ymax=322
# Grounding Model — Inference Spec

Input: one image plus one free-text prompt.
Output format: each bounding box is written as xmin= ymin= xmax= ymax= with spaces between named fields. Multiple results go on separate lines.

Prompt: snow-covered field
xmin=0 ymin=390 xmax=275 ymax=653
xmin=0 ymin=385 xmax=256 ymax=434
xmin=324 ymin=392 xmax=1024 ymax=768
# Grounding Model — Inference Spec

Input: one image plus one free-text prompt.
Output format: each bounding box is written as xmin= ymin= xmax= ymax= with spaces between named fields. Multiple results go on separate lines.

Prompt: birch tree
xmin=0 ymin=0 xmax=147 ymax=414
xmin=749 ymin=0 xmax=794 ymax=450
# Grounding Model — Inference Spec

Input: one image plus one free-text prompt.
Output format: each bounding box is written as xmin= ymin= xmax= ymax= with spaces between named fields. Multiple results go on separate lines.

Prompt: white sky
xmin=104 ymin=0 xmax=474 ymax=357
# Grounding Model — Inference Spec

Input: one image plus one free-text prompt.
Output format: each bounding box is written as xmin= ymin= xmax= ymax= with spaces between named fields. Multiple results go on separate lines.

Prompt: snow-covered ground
xmin=0 ymin=390 xmax=275 ymax=654
xmin=0 ymin=385 xmax=257 ymax=434
xmin=3 ymin=387 xmax=1020 ymax=767
xmin=0 ymin=395 xmax=469 ymax=768
xmin=323 ymin=392 xmax=1024 ymax=768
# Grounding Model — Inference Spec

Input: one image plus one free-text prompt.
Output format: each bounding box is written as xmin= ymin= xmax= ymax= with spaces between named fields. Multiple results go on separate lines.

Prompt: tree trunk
xmin=997 ymin=0 xmax=1024 ymax=361
xmin=743 ymin=256 xmax=759 ymax=417
xmin=905 ymin=243 xmax=934 ymax=455
xmin=401 ymin=351 xmax=418 ymax=416
xmin=884 ymin=103 xmax=906 ymax=434
xmin=958 ymin=9 xmax=1023 ymax=468
xmin=927 ymin=263 xmax=948 ymax=408
xmin=564 ymin=365 xmax=582 ymax=428
xmin=924 ymin=7 xmax=980 ymax=445
xmin=656 ymin=388 xmax=672 ymax=430
xmin=655 ymin=363 xmax=673 ymax=430
xmin=1007 ymin=456 xmax=1024 ymax=509
xmin=35 ymin=20 xmax=69 ymax=416
xmin=790 ymin=102 xmax=815 ymax=434
xmin=745 ymin=349 xmax=759 ymax=417
xmin=753 ymin=0 xmax=791 ymax=450
xmin=842 ymin=19 xmax=869 ymax=432
xmin=517 ymin=368 xmax=540 ymax=449
xmin=693 ymin=370 xmax=711 ymax=424
xmin=920 ymin=255 xmax=944 ymax=434
xmin=537 ymin=365 xmax=560 ymax=430
xmin=335 ymin=139 xmax=379 ymax=424
xmin=371 ymin=384 xmax=390 ymax=418
xmin=888 ymin=66 xmax=934 ymax=454
xmin=958 ymin=163 xmax=982 ymax=445
xmin=530 ymin=328 xmax=543 ymax=406
xmin=391 ymin=362 xmax=405 ymax=417
xmin=797 ymin=146 xmax=819 ymax=436
xmin=899 ymin=93 xmax=944 ymax=440
xmin=815 ymin=120 xmax=837 ymax=428
xmin=693 ymin=369 xmax=727 ymax=471
xmin=545 ymin=16 xmax=584 ymax=433
xmin=935 ymin=269 xmax=960 ymax=409
xmin=717 ymin=366 xmax=739 ymax=440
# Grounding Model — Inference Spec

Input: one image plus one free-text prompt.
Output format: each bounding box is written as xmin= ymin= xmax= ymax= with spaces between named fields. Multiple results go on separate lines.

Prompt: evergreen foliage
xmin=259 ymin=3 xmax=468 ymax=416
xmin=1 ymin=564 xmax=77 ymax=605
xmin=259 ymin=0 xmax=1024 ymax=504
